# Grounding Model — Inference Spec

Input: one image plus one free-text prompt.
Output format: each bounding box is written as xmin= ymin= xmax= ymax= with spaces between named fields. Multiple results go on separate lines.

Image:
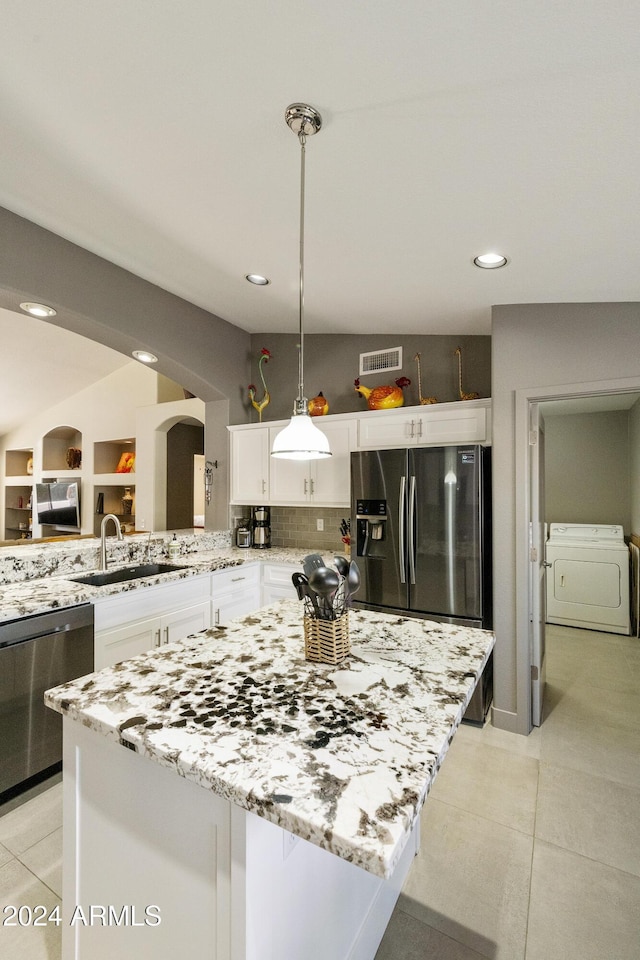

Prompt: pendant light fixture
xmin=271 ymin=103 xmax=332 ymax=461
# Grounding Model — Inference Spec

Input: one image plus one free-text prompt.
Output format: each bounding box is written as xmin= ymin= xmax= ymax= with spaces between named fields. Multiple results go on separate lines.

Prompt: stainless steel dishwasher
xmin=0 ymin=604 xmax=94 ymax=797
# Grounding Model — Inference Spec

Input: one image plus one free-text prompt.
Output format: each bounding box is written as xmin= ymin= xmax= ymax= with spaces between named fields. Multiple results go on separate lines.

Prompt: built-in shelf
xmin=93 ymin=484 xmax=135 ymax=536
xmin=5 ymin=448 xmax=33 ymax=478
xmin=94 ymin=439 xmax=135 ymax=476
xmin=42 ymin=426 xmax=82 ymax=472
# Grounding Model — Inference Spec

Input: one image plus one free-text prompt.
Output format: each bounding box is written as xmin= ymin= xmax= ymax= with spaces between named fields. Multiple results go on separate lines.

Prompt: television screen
xmin=36 ymin=481 xmax=80 ymax=529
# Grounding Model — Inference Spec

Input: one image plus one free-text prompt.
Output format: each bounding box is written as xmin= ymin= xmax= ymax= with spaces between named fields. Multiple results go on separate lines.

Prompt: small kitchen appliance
xmin=252 ymin=505 xmax=271 ymax=549
xmin=236 ymin=519 xmax=252 ymax=548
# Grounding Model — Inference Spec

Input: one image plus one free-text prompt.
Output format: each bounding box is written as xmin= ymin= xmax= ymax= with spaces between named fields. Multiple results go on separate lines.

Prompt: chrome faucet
xmin=100 ymin=514 xmax=124 ymax=571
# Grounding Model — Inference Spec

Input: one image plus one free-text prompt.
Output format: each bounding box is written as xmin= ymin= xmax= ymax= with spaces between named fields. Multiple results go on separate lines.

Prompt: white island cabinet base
xmin=62 ymin=719 xmax=418 ymax=960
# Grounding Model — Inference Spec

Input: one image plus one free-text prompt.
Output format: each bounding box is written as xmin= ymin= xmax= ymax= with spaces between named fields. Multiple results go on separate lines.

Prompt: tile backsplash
xmin=231 ymin=506 xmax=349 ymax=552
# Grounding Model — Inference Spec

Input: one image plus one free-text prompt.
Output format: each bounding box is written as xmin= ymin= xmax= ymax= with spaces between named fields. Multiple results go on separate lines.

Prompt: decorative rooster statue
xmin=354 ymin=376 xmax=411 ymax=410
xmin=247 ymin=347 xmax=272 ymax=421
xmin=414 ymin=353 xmax=437 ymax=404
xmin=454 ymin=346 xmax=479 ymax=400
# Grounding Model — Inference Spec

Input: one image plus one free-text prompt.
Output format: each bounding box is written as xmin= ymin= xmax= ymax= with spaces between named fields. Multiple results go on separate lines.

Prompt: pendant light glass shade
xmin=271 ymin=103 xmax=331 ymax=461
xmin=271 ymin=400 xmax=332 ymax=460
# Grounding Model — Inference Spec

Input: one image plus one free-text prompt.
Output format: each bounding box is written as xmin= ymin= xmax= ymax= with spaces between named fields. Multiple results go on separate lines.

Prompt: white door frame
xmin=514 ymin=374 xmax=640 ymax=735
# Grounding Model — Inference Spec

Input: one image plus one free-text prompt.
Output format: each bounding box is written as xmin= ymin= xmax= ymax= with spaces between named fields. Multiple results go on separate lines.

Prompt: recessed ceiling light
xmin=19 ymin=301 xmax=57 ymax=318
xmin=132 ymin=349 xmax=158 ymax=364
xmin=245 ymin=274 xmax=270 ymax=285
xmin=473 ymin=253 xmax=508 ymax=269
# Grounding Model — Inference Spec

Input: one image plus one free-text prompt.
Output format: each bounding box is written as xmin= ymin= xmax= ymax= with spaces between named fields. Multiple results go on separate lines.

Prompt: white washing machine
xmin=545 ymin=523 xmax=630 ymax=635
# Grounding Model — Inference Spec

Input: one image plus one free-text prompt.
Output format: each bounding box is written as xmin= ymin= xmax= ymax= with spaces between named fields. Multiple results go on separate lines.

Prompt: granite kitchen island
xmin=45 ymin=600 xmax=494 ymax=960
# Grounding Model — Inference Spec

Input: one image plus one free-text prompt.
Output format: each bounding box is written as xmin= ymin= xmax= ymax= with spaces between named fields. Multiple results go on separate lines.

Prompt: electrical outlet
xmin=283 ymin=830 xmax=300 ymax=860
xmin=316 ymin=518 xmax=324 ymax=531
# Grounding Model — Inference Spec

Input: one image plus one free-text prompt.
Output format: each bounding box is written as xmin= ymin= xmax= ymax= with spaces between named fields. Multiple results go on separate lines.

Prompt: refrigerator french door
xmin=351 ymin=445 xmax=492 ymax=719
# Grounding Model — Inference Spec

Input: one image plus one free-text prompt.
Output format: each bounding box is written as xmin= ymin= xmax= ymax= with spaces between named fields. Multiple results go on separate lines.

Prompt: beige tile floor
xmin=0 ymin=624 xmax=638 ymax=959
xmin=376 ymin=623 xmax=640 ymax=960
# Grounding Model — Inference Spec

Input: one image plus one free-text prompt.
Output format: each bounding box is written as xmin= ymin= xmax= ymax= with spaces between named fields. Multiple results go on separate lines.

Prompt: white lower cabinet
xmin=93 ymin=574 xmax=212 ymax=670
xmin=261 ymin=562 xmax=301 ymax=605
xmin=93 ymin=563 xmax=303 ymax=669
xmin=211 ymin=563 xmax=261 ymax=626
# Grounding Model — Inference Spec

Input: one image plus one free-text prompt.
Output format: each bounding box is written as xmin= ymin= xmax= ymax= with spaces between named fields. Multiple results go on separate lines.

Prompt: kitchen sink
xmin=72 ymin=562 xmax=188 ymax=587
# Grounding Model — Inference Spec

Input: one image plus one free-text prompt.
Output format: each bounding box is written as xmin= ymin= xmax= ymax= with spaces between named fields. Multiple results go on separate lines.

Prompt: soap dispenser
xmin=168 ymin=534 xmax=180 ymax=561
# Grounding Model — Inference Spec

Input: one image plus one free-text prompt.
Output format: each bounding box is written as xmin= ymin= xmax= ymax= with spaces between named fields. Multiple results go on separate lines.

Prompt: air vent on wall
xmin=359 ymin=347 xmax=403 ymax=377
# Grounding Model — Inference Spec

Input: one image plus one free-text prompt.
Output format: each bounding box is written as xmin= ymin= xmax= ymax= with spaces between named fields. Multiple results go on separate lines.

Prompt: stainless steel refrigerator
xmin=350 ymin=444 xmax=492 ymax=721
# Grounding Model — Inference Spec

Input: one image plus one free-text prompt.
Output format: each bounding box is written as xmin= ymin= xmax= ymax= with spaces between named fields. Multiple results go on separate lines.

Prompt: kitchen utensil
xmin=291 ymin=571 xmax=309 ymax=601
xmin=292 ymin=571 xmax=321 ymax=618
xmin=308 ymin=566 xmax=340 ymax=619
xmin=334 ymin=555 xmax=349 ymax=578
xmin=303 ymin=553 xmax=325 ymax=577
xmin=345 ymin=560 xmax=361 ymax=607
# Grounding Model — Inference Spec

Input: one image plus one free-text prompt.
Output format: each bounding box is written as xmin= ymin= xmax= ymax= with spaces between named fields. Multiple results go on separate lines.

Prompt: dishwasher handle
xmin=0 ymin=604 xmax=94 ymax=650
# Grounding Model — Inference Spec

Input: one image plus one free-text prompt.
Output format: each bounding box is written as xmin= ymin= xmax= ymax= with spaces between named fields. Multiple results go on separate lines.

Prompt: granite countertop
xmin=45 ymin=600 xmax=494 ymax=879
xmin=0 ymin=543 xmax=316 ymax=624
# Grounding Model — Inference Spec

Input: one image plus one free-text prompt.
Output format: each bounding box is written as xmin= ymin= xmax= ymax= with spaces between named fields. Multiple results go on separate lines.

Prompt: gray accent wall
xmin=244 ymin=333 xmax=491 ymax=422
xmin=492 ymin=302 xmax=640 ymax=734
xmin=0 ymin=206 xmax=251 ymax=418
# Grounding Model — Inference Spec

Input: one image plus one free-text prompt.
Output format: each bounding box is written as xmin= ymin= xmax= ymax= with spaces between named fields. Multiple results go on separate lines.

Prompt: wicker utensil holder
xmin=303 ymin=612 xmax=350 ymax=664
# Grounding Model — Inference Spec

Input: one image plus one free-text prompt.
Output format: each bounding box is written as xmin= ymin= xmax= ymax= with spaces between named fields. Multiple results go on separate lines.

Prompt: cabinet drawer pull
xmin=231 ymin=576 xmax=245 ymax=582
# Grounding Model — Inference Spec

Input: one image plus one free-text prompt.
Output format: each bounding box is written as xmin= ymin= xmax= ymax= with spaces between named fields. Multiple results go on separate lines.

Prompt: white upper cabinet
xmin=356 ymin=399 xmax=491 ymax=449
xmin=268 ymin=419 xmax=354 ymax=506
xmin=230 ymin=425 xmax=270 ymax=504
xmin=228 ymin=402 xmax=490 ymax=506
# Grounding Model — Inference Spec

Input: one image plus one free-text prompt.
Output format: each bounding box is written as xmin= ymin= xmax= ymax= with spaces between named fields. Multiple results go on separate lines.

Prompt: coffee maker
xmin=251 ymin=505 xmax=271 ymax=549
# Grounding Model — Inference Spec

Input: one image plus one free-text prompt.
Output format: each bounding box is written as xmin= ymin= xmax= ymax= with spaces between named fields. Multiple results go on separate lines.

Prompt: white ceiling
xmin=0 ymin=308 xmax=129 ymax=436
xmin=1 ymin=1 xmax=638 ymax=341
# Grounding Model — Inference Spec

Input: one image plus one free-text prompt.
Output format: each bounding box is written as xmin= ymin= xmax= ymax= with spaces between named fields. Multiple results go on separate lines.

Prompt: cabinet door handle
xmin=304 ymin=478 xmax=308 ymax=495
xmin=262 ymin=479 xmax=266 ymax=494
xmin=215 ymin=609 xmax=220 ymax=625
xmin=155 ymin=628 xmax=161 ymax=647
xmin=164 ymin=626 xmax=169 ymax=644
xmin=310 ymin=478 xmax=315 ymax=495
xmin=409 ymin=420 xmax=415 ymax=438
xmin=417 ymin=420 xmax=423 ymax=439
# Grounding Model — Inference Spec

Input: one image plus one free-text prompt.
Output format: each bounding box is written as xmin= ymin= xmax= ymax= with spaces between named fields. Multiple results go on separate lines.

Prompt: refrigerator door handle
xmin=399 ymin=475 xmax=407 ymax=583
xmin=408 ymin=474 xmax=417 ymax=584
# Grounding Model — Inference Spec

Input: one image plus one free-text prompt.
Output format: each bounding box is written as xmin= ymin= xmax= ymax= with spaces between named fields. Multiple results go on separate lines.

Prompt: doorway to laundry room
xmin=528 ymin=391 xmax=640 ymax=728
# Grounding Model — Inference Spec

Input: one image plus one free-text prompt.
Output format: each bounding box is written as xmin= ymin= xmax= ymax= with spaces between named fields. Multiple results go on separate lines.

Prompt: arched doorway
xmin=166 ymin=419 xmax=205 ymax=529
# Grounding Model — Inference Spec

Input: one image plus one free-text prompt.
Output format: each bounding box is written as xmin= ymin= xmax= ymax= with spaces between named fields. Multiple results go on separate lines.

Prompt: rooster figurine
xmin=354 ymin=376 xmax=411 ymax=410
xmin=247 ymin=347 xmax=272 ymax=422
